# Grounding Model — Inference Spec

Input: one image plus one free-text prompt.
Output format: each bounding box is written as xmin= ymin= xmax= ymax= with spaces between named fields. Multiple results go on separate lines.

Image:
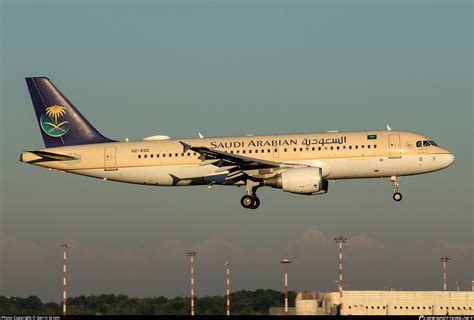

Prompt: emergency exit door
xmin=273 ymin=147 xmax=279 ymax=158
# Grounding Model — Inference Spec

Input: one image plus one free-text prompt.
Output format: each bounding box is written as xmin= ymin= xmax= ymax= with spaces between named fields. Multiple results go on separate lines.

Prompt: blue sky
xmin=0 ymin=0 xmax=472 ymax=302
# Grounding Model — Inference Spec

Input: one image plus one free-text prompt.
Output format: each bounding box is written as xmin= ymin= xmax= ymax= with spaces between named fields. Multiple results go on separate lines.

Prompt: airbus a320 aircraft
xmin=20 ymin=77 xmax=454 ymax=209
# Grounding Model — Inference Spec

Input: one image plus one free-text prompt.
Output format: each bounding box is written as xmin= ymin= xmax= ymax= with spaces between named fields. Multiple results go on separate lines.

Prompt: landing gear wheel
xmin=252 ymin=197 xmax=260 ymax=209
xmin=393 ymin=192 xmax=402 ymax=202
xmin=241 ymin=195 xmax=256 ymax=209
xmin=390 ymin=176 xmax=402 ymax=202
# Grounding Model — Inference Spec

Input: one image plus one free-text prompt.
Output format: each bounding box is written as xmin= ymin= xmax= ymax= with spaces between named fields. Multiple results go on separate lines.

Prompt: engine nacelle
xmin=264 ymin=167 xmax=328 ymax=195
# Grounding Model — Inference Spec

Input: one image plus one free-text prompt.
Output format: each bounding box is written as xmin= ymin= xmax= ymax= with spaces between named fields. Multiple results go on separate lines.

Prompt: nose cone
xmin=442 ymin=153 xmax=455 ymax=168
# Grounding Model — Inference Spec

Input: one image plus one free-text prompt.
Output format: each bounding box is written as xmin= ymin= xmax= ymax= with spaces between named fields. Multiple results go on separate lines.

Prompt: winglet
xmin=179 ymin=141 xmax=191 ymax=153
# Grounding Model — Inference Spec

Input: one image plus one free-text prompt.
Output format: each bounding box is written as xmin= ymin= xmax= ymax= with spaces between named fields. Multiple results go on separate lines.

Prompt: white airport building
xmin=295 ymin=290 xmax=474 ymax=315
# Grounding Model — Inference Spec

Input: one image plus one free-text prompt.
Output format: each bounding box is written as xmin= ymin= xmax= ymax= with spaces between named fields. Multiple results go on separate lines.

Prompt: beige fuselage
xmin=20 ymin=130 xmax=453 ymax=188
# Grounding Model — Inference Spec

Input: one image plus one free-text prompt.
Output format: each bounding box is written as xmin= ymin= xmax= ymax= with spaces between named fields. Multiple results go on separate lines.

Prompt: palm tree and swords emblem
xmin=40 ymin=105 xmax=70 ymax=137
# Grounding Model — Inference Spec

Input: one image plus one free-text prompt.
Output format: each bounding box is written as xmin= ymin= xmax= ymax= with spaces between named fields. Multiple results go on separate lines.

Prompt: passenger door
xmin=388 ymin=134 xmax=402 ymax=158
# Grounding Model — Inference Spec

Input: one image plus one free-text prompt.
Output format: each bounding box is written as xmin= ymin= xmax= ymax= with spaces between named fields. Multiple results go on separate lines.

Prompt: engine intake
xmin=264 ymin=167 xmax=328 ymax=195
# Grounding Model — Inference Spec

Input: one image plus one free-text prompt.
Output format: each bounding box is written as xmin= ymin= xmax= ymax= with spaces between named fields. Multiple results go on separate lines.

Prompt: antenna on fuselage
xmin=198 ymin=132 xmax=204 ymax=138
xmin=386 ymin=124 xmax=392 ymax=131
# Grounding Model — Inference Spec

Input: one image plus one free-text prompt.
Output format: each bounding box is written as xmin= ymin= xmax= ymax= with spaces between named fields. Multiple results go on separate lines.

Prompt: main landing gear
xmin=240 ymin=180 xmax=261 ymax=209
xmin=241 ymin=194 xmax=260 ymax=209
xmin=390 ymin=176 xmax=402 ymax=202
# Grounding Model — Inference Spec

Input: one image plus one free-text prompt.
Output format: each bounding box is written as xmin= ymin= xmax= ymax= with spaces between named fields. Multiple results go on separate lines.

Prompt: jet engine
xmin=263 ymin=167 xmax=328 ymax=195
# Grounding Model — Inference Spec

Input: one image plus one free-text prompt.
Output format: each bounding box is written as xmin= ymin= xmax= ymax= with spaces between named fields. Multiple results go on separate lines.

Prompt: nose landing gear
xmin=390 ymin=176 xmax=402 ymax=202
xmin=393 ymin=192 xmax=402 ymax=201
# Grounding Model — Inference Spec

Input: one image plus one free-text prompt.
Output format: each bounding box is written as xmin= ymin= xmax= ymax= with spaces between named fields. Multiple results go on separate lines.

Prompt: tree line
xmin=0 ymin=289 xmax=296 ymax=315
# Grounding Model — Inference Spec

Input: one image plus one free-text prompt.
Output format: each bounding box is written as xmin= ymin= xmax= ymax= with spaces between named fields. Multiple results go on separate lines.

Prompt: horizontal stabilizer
xmin=21 ymin=150 xmax=79 ymax=163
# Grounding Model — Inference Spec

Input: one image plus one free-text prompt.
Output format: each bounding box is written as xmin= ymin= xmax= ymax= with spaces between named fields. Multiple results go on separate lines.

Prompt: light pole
xmin=334 ymin=236 xmax=348 ymax=298
xmin=280 ymin=259 xmax=292 ymax=315
xmin=225 ymin=262 xmax=230 ymax=316
xmin=186 ymin=251 xmax=197 ymax=316
xmin=441 ymin=257 xmax=451 ymax=291
xmin=61 ymin=244 xmax=70 ymax=316
xmin=456 ymin=281 xmax=461 ymax=291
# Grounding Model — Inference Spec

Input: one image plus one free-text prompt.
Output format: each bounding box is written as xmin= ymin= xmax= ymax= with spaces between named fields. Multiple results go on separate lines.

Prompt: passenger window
xmin=138 ymin=155 xmax=141 ymax=159
xmin=318 ymin=147 xmax=321 ymax=151
xmin=144 ymin=154 xmax=147 ymax=158
xmin=193 ymin=152 xmax=196 ymax=156
xmin=367 ymin=145 xmax=370 ymax=149
xmin=337 ymin=146 xmax=340 ymax=150
xmin=355 ymin=145 xmax=358 ymax=149
xmin=299 ymin=148 xmax=303 ymax=152
xmin=255 ymin=150 xmax=258 ymax=153
xmin=361 ymin=145 xmax=364 ymax=148
xmin=330 ymin=146 xmax=333 ymax=150
xmin=243 ymin=150 xmax=246 ymax=154
xmin=236 ymin=150 xmax=240 ymax=154
xmin=175 ymin=153 xmax=178 ymax=157
xmin=248 ymin=150 xmax=252 ymax=154
xmin=374 ymin=145 xmax=377 ymax=149
xmin=150 ymin=154 xmax=153 ymax=158
xmin=163 ymin=154 xmax=166 ymax=157
xmin=230 ymin=151 xmax=234 ymax=154
xmin=187 ymin=153 xmax=190 ymax=156
xmin=267 ymin=149 xmax=271 ymax=153
xmin=284 ymin=148 xmax=287 ymax=152
xmin=349 ymin=146 xmax=352 ymax=149
xmin=312 ymin=147 xmax=315 ymax=151
xmin=169 ymin=153 xmax=172 ymax=157
xmin=293 ymin=148 xmax=297 ymax=152
xmin=157 ymin=154 xmax=160 ymax=158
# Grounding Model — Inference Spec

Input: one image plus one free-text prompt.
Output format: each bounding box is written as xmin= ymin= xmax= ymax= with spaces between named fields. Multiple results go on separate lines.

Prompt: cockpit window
xmin=417 ymin=140 xmax=437 ymax=147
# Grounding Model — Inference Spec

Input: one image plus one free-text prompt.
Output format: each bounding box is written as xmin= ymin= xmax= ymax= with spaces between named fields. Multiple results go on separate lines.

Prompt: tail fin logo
xmin=40 ymin=105 xmax=70 ymax=137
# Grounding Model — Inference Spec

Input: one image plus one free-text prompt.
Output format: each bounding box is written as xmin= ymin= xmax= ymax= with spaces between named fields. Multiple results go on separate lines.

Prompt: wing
xmin=179 ymin=141 xmax=294 ymax=183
